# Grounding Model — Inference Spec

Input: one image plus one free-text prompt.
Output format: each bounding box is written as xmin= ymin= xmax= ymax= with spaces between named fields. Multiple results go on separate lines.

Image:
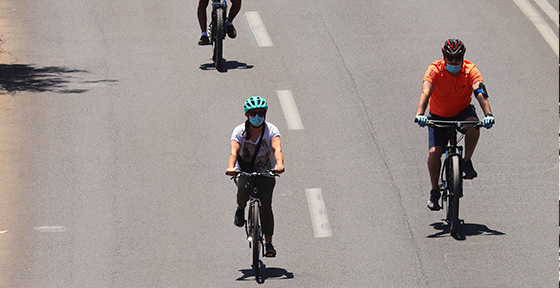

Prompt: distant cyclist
xmin=415 ymin=38 xmax=495 ymax=211
xmin=197 ymin=0 xmax=241 ymax=45
xmin=227 ymin=96 xmax=285 ymax=257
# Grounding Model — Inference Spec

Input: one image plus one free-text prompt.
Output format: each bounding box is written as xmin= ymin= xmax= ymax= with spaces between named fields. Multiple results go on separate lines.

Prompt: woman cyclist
xmin=226 ymin=96 xmax=284 ymax=257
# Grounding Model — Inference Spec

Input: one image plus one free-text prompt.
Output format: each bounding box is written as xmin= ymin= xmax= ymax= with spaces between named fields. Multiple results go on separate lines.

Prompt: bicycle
xmin=209 ymin=0 xmax=226 ymax=70
xmin=226 ymin=169 xmax=282 ymax=281
xmin=416 ymin=119 xmax=482 ymax=236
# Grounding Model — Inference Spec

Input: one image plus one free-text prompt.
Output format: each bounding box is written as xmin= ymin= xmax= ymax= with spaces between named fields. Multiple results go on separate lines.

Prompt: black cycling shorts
xmin=428 ymin=105 xmax=478 ymax=148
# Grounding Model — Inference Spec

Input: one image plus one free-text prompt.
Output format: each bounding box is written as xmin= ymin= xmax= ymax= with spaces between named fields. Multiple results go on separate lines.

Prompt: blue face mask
xmin=446 ymin=64 xmax=462 ymax=74
xmin=249 ymin=115 xmax=265 ymax=127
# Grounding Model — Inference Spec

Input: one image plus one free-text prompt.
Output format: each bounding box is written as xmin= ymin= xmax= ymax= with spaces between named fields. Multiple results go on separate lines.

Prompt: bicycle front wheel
xmin=251 ymin=201 xmax=260 ymax=280
xmin=212 ymin=7 xmax=224 ymax=70
xmin=448 ymin=155 xmax=461 ymax=236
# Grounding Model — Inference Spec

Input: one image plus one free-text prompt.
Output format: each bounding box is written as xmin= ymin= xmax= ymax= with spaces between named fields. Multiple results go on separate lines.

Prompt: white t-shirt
xmin=231 ymin=122 xmax=281 ymax=173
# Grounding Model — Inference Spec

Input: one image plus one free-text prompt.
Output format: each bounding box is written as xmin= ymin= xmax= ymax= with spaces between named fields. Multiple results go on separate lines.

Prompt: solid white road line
xmin=245 ymin=11 xmax=273 ymax=47
xmin=533 ymin=0 xmax=559 ymax=27
xmin=306 ymin=188 xmax=332 ymax=238
xmin=512 ymin=0 xmax=559 ymax=57
xmin=277 ymin=90 xmax=304 ymax=130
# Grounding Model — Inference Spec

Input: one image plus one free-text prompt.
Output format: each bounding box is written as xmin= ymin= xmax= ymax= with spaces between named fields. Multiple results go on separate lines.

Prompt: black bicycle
xmin=227 ymin=169 xmax=281 ymax=281
xmin=209 ymin=0 xmax=226 ymax=70
xmin=419 ymin=119 xmax=482 ymax=236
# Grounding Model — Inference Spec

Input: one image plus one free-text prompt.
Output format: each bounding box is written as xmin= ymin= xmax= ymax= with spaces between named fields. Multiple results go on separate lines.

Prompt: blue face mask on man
xmin=446 ymin=64 xmax=461 ymax=74
xmin=249 ymin=115 xmax=265 ymax=127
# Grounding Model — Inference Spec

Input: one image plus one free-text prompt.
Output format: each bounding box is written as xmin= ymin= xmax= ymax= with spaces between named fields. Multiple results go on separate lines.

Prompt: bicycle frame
xmin=440 ymin=124 xmax=464 ymax=199
xmin=428 ymin=121 xmax=478 ymax=196
xmin=232 ymin=170 xmax=278 ymax=250
xmin=427 ymin=120 xmax=481 ymax=235
xmin=227 ymin=169 xmax=280 ymax=281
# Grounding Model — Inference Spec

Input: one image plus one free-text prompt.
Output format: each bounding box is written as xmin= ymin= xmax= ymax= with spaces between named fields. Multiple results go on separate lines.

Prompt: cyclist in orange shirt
xmin=415 ymin=39 xmax=495 ymax=211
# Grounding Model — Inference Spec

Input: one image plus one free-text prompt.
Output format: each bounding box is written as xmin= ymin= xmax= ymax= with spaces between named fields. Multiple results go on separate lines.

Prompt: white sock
xmin=226 ymin=21 xmax=233 ymax=26
xmin=201 ymin=32 xmax=208 ymax=37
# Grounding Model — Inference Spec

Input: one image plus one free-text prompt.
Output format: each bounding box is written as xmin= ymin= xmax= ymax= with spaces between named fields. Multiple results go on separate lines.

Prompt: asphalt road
xmin=0 ymin=0 xmax=557 ymax=287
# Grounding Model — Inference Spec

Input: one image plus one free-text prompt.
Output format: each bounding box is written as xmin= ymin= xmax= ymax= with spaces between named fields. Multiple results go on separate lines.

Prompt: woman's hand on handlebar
xmin=226 ymin=167 xmax=238 ymax=176
xmin=274 ymin=164 xmax=285 ymax=174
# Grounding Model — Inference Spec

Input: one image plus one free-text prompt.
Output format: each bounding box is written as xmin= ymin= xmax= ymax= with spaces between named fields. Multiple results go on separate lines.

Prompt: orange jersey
xmin=423 ymin=59 xmax=483 ymax=117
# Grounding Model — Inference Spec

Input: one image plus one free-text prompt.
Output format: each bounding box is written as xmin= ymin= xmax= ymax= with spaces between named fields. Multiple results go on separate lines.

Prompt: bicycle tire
xmin=448 ymin=155 xmax=461 ymax=236
xmin=251 ymin=201 xmax=260 ymax=280
xmin=213 ymin=7 xmax=224 ymax=70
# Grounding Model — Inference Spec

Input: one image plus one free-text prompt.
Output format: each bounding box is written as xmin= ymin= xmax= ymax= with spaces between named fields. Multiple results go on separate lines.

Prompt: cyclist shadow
xmin=199 ymin=59 xmax=254 ymax=72
xmin=236 ymin=261 xmax=294 ymax=284
xmin=427 ymin=221 xmax=505 ymax=241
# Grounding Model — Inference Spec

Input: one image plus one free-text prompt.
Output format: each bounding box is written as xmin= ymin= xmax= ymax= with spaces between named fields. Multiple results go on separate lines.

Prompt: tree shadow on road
xmin=427 ymin=221 xmax=505 ymax=241
xmin=0 ymin=64 xmax=117 ymax=94
xmin=199 ymin=58 xmax=254 ymax=73
xmin=236 ymin=261 xmax=294 ymax=284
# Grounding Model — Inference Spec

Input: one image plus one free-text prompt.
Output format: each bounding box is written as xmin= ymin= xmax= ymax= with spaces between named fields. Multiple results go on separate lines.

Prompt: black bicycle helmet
xmin=441 ymin=38 xmax=466 ymax=55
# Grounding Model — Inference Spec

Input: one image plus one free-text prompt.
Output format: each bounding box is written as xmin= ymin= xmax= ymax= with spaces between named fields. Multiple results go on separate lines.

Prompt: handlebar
xmin=414 ymin=118 xmax=483 ymax=129
xmin=225 ymin=169 xmax=284 ymax=177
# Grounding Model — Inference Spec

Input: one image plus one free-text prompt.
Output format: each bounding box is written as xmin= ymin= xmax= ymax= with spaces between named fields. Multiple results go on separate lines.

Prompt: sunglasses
xmin=446 ymin=55 xmax=463 ymax=61
xmin=248 ymin=110 xmax=266 ymax=117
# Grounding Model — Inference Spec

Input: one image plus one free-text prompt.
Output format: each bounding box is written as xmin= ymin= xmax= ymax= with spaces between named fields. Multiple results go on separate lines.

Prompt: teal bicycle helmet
xmin=244 ymin=96 xmax=268 ymax=113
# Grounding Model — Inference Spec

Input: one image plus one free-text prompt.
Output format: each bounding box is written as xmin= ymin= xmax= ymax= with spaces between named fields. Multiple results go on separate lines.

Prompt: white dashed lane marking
xmin=277 ymin=90 xmax=304 ymax=130
xmin=34 ymin=226 xmax=67 ymax=233
xmin=245 ymin=11 xmax=273 ymax=47
xmin=306 ymin=188 xmax=332 ymax=238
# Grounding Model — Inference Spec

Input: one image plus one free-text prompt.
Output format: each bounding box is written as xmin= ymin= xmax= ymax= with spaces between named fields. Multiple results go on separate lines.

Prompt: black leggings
xmin=235 ymin=175 xmax=275 ymax=236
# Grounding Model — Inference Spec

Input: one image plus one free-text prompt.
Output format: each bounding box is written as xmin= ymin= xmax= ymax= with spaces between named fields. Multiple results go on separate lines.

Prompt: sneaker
xmin=427 ymin=189 xmax=441 ymax=211
xmin=234 ymin=207 xmax=244 ymax=227
xmin=198 ymin=35 xmax=210 ymax=46
xmin=226 ymin=24 xmax=237 ymax=39
xmin=265 ymin=243 xmax=276 ymax=257
xmin=462 ymin=159 xmax=477 ymax=179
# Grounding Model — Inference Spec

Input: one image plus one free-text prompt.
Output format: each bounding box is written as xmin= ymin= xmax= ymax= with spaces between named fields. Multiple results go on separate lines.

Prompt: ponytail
xmin=244 ymin=120 xmax=251 ymax=140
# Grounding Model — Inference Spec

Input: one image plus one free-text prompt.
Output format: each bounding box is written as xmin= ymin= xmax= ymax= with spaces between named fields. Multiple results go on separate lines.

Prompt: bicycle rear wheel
xmin=212 ymin=7 xmax=224 ymax=70
xmin=251 ymin=201 xmax=260 ymax=280
xmin=448 ymin=155 xmax=461 ymax=236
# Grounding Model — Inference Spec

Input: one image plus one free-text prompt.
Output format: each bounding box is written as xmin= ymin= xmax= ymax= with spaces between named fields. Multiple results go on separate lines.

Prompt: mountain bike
xmin=227 ymin=169 xmax=281 ymax=281
xmin=209 ymin=0 xmax=226 ymax=70
xmin=418 ymin=119 xmax=482 ymax=236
